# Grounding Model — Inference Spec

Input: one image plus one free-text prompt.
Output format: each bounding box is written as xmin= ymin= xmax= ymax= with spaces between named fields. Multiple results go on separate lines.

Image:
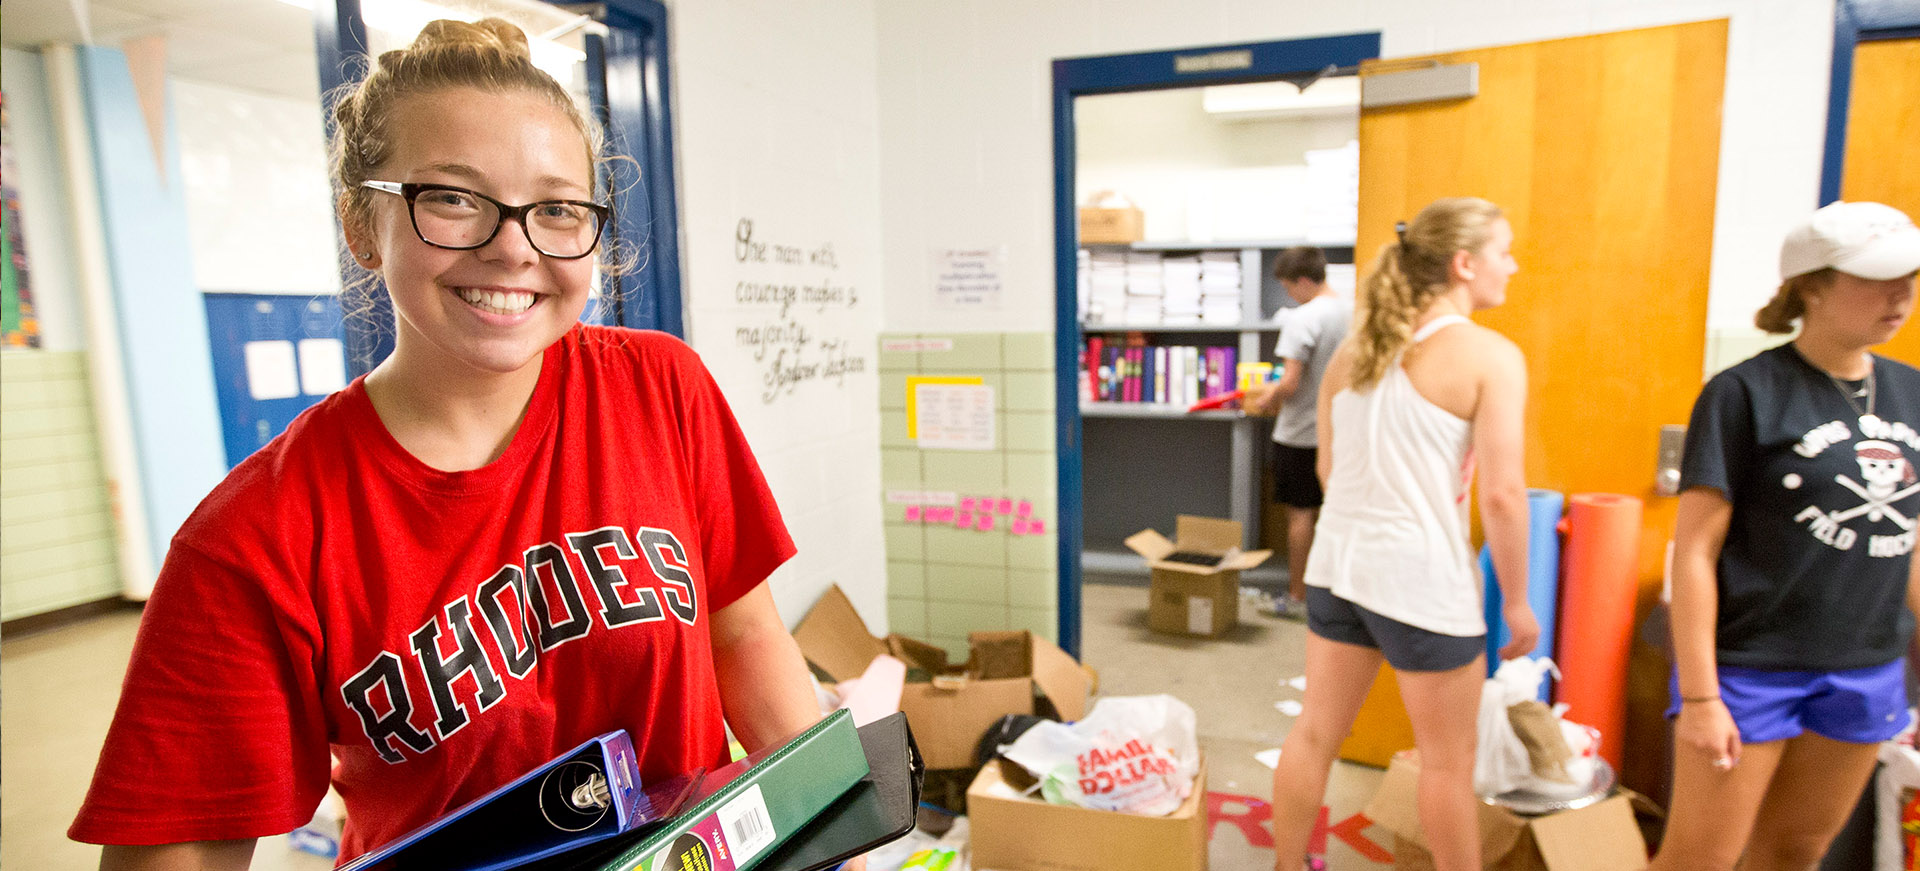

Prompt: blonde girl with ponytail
xmin=1270 ymin=198 xmax=1536 ymax=871
xmin=72 ymin=19 xmax=825 ymax=869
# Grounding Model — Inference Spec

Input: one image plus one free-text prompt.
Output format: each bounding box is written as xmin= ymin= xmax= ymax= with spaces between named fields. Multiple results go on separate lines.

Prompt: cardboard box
xmin=1364 ymin=753 xmax=1648 ymax=871
xmin=1124 ymin=515 xmax=1272 ymax=638
xmin=1078 ymin=206 xmax=1145 ymax=245
xmin=793 ymin=585 xmax=1090 ymax=771
xmin=967 ymin=757 xmax=1207 ymax=871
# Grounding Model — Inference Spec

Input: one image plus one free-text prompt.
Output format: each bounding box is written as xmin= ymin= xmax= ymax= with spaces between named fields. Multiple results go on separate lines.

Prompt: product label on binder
xmin=633 ymin=784 xmax=774 ymax=871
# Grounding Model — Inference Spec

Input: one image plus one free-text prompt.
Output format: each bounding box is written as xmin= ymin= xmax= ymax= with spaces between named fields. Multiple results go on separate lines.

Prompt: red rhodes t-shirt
xmin=70 ymin=326 xmax=796 ymax=861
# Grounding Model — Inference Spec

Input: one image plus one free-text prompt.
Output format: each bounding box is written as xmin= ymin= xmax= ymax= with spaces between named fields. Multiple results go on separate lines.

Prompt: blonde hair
xmin=1755 ymin=268 xmax=1835 ymax=334
xmin=1350 ymin=197 xmax=1505 ymax=387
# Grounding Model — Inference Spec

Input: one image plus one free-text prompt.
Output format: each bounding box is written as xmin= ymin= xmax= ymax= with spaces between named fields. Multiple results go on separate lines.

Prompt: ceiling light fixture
xmin=271 ymin=0 xmax=588 ymax=87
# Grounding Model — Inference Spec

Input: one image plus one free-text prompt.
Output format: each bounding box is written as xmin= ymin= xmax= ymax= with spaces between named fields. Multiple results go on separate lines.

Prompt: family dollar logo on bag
xmin=1075 ymin=738 xmax=1181 ymax=809
xmin=1903 ymin=786 xmax=1920 ymax=869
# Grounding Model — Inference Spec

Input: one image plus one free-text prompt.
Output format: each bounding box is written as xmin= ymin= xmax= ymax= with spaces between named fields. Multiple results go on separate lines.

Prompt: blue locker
xmin=203 ymin=293 xmax=347 ymax=469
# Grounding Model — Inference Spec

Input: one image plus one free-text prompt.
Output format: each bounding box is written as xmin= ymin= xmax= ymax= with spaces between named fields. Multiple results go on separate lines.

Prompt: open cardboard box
xmin=793 ymin=585 xmax=1090 ymax=770
xmin=1364 ymin=752 xmax=1650 ymax=871
xmin=1125 ymin=515 xmax=1272 ymax=638
xmin=967 ymin=756 xmax=1207 ymax=871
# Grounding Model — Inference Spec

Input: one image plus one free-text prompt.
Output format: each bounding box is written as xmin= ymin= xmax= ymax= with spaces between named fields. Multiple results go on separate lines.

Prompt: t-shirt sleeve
xmin=69 ymin=543 xmax=331 ymax=846
xmin=661 ymin=341 xmax=797 ymax=613
xmin=1680 ymin=370 xmax=1755 ymax=499
xmin=1274 ymin=306 xmax=1323 ymax=363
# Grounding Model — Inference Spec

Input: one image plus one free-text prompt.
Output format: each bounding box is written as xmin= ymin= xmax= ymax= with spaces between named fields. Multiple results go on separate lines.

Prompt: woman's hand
xmin=1675 ymin=698 xmax=1741 ymax=770
xmin=1497 ymin=602 xmax=1539 ymax=660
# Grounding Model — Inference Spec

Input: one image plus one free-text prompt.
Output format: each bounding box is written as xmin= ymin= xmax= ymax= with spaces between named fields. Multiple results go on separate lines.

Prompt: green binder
xmin=551 ymin=709 xmax=868 ymax=871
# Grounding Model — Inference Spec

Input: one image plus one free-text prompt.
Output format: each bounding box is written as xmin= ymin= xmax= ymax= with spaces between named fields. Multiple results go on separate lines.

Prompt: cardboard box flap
xmin=967 ymin=631 xmax=1033 ymax=680
xmin=888 ymin=635 xmax=950 ymax=675
xmin=1219 ymin=548 xmax=1273 ymax=571
xmin=1124 ymin=529 xmax=1176 ymax=562
xmin=1362 ymin=754 xmax=1525 ymax=859
xmin=1030 ymin=633 xmax=1091 ymax=721
xmin=794 ymin=585 xmax=888 ymax=682
xmin=1530 ymin=795 xmax=1647 ymax=871
xmin=1174 ymin=515 xmax=1242 ymax=552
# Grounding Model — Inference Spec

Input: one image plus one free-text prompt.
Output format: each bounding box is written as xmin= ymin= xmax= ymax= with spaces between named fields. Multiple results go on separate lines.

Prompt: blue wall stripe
xmin=77 ymin=45 xmax=228 ymax=561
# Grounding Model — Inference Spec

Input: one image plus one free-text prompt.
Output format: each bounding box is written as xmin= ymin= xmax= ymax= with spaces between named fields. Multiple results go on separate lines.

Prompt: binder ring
xmin=538 ymin=761 xmax=613 ymax=832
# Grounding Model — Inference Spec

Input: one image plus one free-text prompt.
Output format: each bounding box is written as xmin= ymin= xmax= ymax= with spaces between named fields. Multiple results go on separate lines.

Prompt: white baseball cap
xmin=1780 ymin=201 xmax=1920 ymax=281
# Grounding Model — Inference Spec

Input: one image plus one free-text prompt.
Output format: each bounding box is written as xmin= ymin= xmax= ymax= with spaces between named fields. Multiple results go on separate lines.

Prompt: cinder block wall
xmin=1 ymin=352 xmax=121 ymax=620
xmin=879 ymin=332 xmax=1058 ymax=658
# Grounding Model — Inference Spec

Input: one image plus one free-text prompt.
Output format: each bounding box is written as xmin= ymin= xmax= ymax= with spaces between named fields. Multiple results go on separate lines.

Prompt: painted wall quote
xmin=733 ymin=218 xmax=868 ymax=403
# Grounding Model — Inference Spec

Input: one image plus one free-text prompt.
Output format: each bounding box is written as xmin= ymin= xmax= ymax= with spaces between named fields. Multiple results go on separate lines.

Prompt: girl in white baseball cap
xmin=1654 ymin=200 xmax=1919 ymax=871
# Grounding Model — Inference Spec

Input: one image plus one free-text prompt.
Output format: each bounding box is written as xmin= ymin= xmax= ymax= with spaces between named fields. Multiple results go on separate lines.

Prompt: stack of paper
xmin=1160 ymin=255 xmax=1203 ymax=325
xmin=1124 ymin=251 xmax=1164 ymax=325
xmin=1199 ymin=251 xmax=1243 ymax=326
xmin=1083 ymin=249 xmax=1128 ymax=325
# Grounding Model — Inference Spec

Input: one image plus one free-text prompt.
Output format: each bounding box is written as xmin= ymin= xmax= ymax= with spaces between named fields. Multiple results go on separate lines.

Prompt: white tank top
xmin=1303 ymin=315 xmax=1483 ymax=636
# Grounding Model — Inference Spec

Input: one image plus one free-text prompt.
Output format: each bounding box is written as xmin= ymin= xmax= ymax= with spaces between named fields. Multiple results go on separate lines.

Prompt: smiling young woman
xmin=70 ymin=19 xmax=827 ymax=871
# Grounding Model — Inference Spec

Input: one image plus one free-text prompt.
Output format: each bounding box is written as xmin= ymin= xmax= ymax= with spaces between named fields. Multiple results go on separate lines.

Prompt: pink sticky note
xmin=977 ymin=514 xmax=996 ymax=532
xmin=960 ymin=497 xmax=977 ymax=511
xmin=955 ymin=510 xmax=974 ymax=528
xmin=938 ymin=507 xmax=956 ymax=522
xmin=996 ymin=498 xmax=1014 ymax=515
xmin=1016 ymin=500 xmax=1033 ymax=518
xmin=1029 ymin=519 xmax=1047 ymax=535
xmin=1011 ymin=518 xmax=1030 ymax=535
xmin=904 ymin=505 xmax=921 ymax=522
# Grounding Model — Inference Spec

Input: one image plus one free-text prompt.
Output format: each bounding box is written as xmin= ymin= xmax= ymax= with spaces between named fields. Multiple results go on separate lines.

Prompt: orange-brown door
xmin=1841 ymin=37 xmax=1920 ymax=365
xmin=1335 ymin=21 xmax=1728 ymax=800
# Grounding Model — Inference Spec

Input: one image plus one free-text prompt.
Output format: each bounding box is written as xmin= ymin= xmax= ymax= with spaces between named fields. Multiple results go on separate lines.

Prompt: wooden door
xmin=1842 ymin=37 xmax=1920 ymax=365
xmin=1337 ymin=21 xmax=1728 ymax=800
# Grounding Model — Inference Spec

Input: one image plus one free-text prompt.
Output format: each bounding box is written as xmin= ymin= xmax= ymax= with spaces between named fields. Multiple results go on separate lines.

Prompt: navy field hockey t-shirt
xmin=1681 ymin=343 xmax=1920 ymax=671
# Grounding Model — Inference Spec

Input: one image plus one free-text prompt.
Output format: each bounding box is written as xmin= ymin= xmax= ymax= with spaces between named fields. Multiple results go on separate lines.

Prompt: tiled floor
xmin=0 ymin=611 xmax=332 ymax=871
xmin=1078 ymin=580 xmax=1391 ymax=871
xmin=2 ymin=582 xmax=1393 ymax=871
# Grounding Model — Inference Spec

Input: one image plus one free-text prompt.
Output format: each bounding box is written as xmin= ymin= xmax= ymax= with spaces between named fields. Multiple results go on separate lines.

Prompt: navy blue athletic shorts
xmin=1305 ymin=586 xmax=1485 ymax=672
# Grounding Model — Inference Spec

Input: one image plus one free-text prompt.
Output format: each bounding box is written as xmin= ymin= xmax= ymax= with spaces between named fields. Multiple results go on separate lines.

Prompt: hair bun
xmin=411 ymin=17 xmax=532 ymax=62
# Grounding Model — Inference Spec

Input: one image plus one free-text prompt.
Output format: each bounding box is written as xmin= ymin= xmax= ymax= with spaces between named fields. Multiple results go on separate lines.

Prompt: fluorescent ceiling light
xmin=1202 ymin=77 xmax=1361 ymax=119
xmin=272 ymin=0 xmax=586 ymax=87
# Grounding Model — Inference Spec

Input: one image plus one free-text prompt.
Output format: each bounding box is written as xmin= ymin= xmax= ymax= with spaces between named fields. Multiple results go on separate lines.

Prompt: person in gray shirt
xmin=1250 ymin=247 xmax=1353 ymax=618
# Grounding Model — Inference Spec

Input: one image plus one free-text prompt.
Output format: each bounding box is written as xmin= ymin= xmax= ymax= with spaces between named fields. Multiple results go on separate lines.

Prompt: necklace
xmin=1826 ymin=363 xmax=1878 ymax=429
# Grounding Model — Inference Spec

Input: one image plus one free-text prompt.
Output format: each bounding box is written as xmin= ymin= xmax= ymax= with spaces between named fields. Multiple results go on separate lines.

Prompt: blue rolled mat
xmin=1480 ymin=488 xmax=1565 ymax=698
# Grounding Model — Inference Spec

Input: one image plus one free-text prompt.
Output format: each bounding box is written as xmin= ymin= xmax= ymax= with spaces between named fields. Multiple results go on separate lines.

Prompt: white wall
xmin=172 ymin=79 xmax=339 ymax=295
xmin=876 ymin=0 xmax=1838 ymax=335
xmin=667 ymin=0 xmax=890 ymax=631
xmin=3 ymin=46 xmax=88 ymax=351
xmin=1076 ymin=87 xmax=1357 ymax=242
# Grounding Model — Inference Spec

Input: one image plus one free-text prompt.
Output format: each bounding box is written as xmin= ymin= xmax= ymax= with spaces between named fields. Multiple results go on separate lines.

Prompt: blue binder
xmin=338 ymin=731 xmax=698 ymax=871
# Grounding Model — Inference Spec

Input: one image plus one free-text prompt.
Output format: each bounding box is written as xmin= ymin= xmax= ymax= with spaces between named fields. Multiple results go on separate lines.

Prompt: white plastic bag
xmin=1473 ymin=657 xmax=1559 ymax=797
xmin=998 ymin=694 xmax=1199 ymax=816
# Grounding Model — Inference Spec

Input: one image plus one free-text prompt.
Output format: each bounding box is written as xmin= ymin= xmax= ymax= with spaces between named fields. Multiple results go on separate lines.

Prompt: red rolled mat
xmin=1554 ymin=493 xmax=1643 ymax=772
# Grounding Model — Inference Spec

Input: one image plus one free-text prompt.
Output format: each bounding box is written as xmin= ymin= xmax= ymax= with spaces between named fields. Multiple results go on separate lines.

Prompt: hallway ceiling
xmin=2 ymin=0 xmax=320 ymax=101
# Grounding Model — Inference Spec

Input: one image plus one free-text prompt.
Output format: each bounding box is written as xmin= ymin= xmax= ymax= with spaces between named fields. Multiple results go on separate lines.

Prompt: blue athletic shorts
xmin=1305 ymin=585 xmax=1485 ymax=672
xmin=1664 ymin=660 xmax=1912 ymax=744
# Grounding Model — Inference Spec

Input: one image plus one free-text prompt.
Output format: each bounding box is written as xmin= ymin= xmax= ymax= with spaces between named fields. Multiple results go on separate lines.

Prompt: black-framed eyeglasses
xmin=362 ymin=181 xmax=611 ymax=260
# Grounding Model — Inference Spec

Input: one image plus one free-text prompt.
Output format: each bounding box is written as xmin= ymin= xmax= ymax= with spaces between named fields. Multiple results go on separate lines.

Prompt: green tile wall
xmin=1 ymin=352 xmax=122 ymax=620
xmin=878 ymin=333 xmax=1059 ymax=659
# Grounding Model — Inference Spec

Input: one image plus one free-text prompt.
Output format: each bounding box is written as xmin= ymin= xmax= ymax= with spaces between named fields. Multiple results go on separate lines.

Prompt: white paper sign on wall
xmin=931 ymin=247 xmax=1005 ymax=310
xmin=913 ymin=383 xmax=996 ymax=451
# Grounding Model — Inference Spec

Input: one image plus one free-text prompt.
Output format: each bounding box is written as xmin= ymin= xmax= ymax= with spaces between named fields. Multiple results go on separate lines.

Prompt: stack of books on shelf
xmin=1081 ymin=334 xmax=1238 ymax=408
xmin=1083 ymin=249 xmax=1128 ymax=325
xmin=1123 ymin=251 xmax=1165 ymax=325
xmin=1199 ymin=251 xmax=1243 ymax=326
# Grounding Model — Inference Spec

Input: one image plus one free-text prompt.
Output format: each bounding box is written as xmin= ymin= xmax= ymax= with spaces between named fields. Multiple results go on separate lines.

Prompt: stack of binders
xmin=340 ymin=709 xmax=921 ymax=871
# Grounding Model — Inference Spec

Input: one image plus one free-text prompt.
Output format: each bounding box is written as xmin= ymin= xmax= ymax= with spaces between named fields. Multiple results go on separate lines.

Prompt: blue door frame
xmin=311 ymin=0 xmax=685 ymax=378
xmin=1050 ymin=33 xmax=1380 ymax=658
xmin=1819 ymin=0 xmax=1920 ymax=206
